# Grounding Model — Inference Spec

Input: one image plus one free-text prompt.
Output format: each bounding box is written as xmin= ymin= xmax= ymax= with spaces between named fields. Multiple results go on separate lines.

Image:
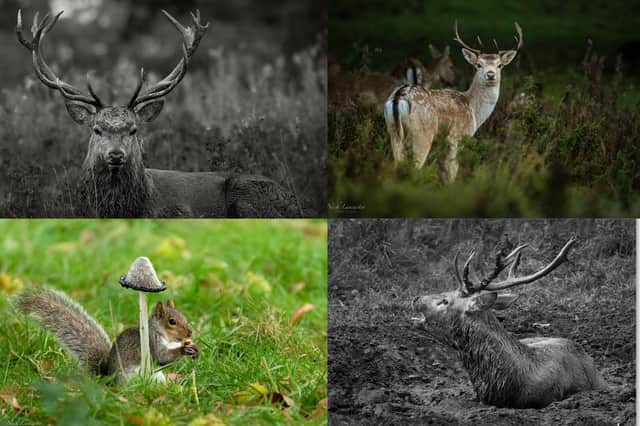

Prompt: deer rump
xmin=449 ymin=310 xmax=606 ymax=409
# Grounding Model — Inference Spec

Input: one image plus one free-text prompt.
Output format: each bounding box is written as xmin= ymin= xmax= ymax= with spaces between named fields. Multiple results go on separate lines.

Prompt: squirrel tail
xmin=15 ymin=286 xmax=111 ymax=375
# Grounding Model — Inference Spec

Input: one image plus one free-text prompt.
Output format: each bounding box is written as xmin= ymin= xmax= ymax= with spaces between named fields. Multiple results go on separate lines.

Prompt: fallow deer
xmin=328 ymin=44 xmax=455 ymax=109
xmin=384 ymin=22 xmax=523 ymax=181
xmin=17 ymin=9 xmax=298 ymax=218
xmin=391 ymin=44 xmax=456 ymax=89
xmin=412 ymin=238 xmax=606 ymax=409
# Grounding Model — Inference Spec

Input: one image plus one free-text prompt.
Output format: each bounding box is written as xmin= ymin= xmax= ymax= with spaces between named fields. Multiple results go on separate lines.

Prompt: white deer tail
xmin=384 ymin=85 xmax=411 ymax=141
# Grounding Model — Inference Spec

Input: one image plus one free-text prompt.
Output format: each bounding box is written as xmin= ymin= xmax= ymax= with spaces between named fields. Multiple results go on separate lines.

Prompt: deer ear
xmin=442 ymin=45 xmax=450 ymax=57
xmin=468 ymin=292 xmax=498 ymax=312
xmin=500 ymin=50 xmax=518 ymax=66
xmin=65 ymin=101 xmax=96 ymax=125
xmin=492 ymin=293 xmax=519 ymax=310
xmin=428 ymin=44 xmax=441 ymax=59
xmin=461 ymin=48 xmax=478 ymax=65
xmin=134 ymin=99 xmax=164 ymax=123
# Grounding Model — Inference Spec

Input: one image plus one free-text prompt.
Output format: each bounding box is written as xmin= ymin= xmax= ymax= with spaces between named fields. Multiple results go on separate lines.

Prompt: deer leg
xmin=413 ymin=126 xmax=436 ymax=169
xmin=385 ymin=121 xmax=405 ymax=164
xmin=442 ymin=136 xmax=459 ymax=182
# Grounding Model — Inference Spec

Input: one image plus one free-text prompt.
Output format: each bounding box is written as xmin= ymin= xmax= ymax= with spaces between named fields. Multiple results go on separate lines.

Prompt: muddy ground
xmin=329 ymin=289 xmax=635 ymax=425
xmin=328 ymin=220 xmax=635 ymax=426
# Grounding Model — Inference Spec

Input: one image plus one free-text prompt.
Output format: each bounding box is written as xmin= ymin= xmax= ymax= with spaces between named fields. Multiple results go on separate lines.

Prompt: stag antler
xmin=453 ymin=20 xmax=481 ymax=55
xmin=128 ymin=9 xmax=209 ymax=108
xmin=455 ymin=238 xmax=576 ymax=295
xmin=495 ymin=22 xmax=524 ymax=54
xmin=16 ymin=10 xmax=103 ymax=108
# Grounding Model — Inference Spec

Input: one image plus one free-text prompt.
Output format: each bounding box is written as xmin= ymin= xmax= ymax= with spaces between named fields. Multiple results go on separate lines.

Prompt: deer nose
xmin=486 ymin=70 xmax=496 ymax=80
xmin=107 ymin=149 xmax=126 ymax=164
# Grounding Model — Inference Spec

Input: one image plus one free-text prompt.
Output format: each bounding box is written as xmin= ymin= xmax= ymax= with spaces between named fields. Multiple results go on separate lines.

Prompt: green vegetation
xmin=0 ymin=219 xmax=327 ymax=425
xmin=329 ymin=1 xmax=640 ymax=217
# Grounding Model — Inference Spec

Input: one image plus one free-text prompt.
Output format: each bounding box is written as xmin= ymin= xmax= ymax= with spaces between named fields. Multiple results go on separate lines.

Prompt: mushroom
xmin=119 ymin=257 xmax=166 ymax=378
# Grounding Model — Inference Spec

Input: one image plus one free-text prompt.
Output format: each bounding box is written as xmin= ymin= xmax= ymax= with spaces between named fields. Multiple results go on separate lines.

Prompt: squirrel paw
xmin=183 ymin=342 xmax=200 ymax=360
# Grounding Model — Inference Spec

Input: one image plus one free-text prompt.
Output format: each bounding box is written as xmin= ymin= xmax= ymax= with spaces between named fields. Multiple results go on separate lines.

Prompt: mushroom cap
xmin=119 ymin=257 xmax=166 ymax=292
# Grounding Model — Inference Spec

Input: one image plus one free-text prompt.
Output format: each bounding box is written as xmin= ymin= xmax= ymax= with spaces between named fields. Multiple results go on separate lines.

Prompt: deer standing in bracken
xmin=17 ymin=9 xmax=298 ymax=218
xmin=412 ymin=238 xmax=606 ymax=408
xmin=385 ymin=22 xmax=523 ymax=181
xmin=328 ymin=43 xmax=455 ymax=109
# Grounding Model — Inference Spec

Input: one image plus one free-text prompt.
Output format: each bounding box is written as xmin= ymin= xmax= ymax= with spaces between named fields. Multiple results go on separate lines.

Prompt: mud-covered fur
xmin=413 ymin=291 xmax=606 ymax=408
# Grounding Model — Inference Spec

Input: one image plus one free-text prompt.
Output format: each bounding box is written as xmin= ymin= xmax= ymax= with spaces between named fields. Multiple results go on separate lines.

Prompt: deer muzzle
xmin=107 ymin=149 xmax=126 ymax=169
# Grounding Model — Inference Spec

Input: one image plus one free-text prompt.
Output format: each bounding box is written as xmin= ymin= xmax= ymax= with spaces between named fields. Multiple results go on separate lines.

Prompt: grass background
xmin=328 ymin=219 xmax=635 ymax=424
xmin=329 ymin=0 xmax=640 ymax=217
xmin=0 ymin=1 xmax=327 ymax=217
xmin=0 ymin=219 xmax=327 ymax=425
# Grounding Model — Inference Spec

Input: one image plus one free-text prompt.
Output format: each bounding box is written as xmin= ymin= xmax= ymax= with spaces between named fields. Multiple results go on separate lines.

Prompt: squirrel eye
xmin=168 ymin=318 xmax=177 ymax=326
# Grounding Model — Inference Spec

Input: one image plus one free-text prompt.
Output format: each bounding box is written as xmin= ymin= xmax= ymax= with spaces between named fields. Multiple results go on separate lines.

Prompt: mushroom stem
xmin=139 ymin=292 xmax=152 ymax=377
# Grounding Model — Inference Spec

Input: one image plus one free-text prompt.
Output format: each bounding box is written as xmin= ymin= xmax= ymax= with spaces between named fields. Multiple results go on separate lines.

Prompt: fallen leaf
xmin=309 ymin=397 xmax=327 ymax=419
xmin=41 ymin=359 xmax=54 ymax=371
xmin=0 ymin=273 xmax=23 ymax=294
xmin=269 ymin=392 xmax=294 ymax=407
xmin=123 ymin=415 xmax=143 ymax=425
xmin=79 ymin=230 xmax=96 ymax=244
xmin=47 ymin=242 xmax=77 ymax=254
xmin=167 ymin=373 xmax=184 ymax=382
xmin=291 ymin=304 xmax=315 ymax=325
xmin=291 ymin=282 xmax=306 ymax=293
xmin=0 ymin=388 xmax=23 ymax=411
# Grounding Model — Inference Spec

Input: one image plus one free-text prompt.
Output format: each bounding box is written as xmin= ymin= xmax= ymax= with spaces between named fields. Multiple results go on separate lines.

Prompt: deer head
xmin=412 ymin=238 xmax=576 ymax=326
xmin=428 ymin=44 xmax=456 ymax=85
xmin=16 ymin=9 xmax=209 ymax=173
xmin=453 ymin=21 xmax=523 ymax=87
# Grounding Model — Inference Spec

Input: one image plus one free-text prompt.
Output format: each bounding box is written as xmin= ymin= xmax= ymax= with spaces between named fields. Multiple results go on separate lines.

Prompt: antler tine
xmin=460 ymin=251 xmax=476 ymax=294
xmin=498 ymin=22 xmax=524 ymax=54
xmin=453 ymin=20 xmax=481 ymax=54
xmin=129 ymin=9 xmax=209 ymax=108
xmin=483 ymin=238 xmax=577 ymax=292
xmin=476 ymin=35 xmax=483 ymax=48
xmin=17 ymin=9 xmax=103 ymax=108
xmin=453 ymin=251 xmax=465 ymax=293
xmin=507 ymin=251 xmax=522 ymax=279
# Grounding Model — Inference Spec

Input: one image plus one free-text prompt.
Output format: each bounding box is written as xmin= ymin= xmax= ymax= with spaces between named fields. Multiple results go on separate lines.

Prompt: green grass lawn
xmin=0 ymin=219 xmax=327 ymax=425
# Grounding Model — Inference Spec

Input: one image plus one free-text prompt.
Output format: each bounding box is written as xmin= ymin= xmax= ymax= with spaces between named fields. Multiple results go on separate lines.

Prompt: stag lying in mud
xmin=412 ymin=238 xmax=606 ymax=409
xmin=17 ymin=10 xmax=298 ymax=218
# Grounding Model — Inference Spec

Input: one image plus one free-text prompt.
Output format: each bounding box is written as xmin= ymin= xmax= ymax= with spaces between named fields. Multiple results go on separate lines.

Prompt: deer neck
xmin=81 ymin=157 xmax=153 ymax=218
xmin=449 ymin=312 xmax=533 ymax=407
xmin=465 ymin=74 xmax=500 ymax=132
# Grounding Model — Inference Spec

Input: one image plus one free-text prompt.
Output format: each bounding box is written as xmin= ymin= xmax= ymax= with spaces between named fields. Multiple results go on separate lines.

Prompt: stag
xmin=412 ymin=238 xmax=606 ymax=409
xmin=384 ymin=22 xmax=523 ymax=181
xmin=17 ymin=10 xmax=298 ymax=218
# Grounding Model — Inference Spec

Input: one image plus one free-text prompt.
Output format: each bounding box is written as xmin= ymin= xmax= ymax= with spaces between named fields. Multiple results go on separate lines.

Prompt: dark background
xmin=329 ymin=219 xmax=635 ymax=424
xmin=0 ymin=0 xmax=327 ymax=216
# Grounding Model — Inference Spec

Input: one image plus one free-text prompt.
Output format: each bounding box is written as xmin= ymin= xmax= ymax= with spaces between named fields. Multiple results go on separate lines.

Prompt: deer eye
xmin=93 ymin=127 xmax=102 ymax=136
xmin=129 ymin=128 xmax=137 ymax=136
xmin=437 ymin=299 xmax=448 ymax=306
xmin=476 ymin=63 xmax=482 ymax=68
xmin=168 ymin=318 xmax=177 ymax=326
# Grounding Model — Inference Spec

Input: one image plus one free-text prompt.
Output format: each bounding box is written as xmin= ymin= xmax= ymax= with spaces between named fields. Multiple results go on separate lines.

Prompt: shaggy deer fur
xmin=17 ymin=9 xmax=298 ymax=218
xmin=384 ymin=22 xmax=522 ymax=181
xmin=412 ymin=239 xmax=606 ymax=408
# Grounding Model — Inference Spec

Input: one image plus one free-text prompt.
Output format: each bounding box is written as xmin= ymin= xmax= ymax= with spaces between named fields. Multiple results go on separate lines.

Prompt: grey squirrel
xmin=15 ymin=286 xmax=199 ymax=382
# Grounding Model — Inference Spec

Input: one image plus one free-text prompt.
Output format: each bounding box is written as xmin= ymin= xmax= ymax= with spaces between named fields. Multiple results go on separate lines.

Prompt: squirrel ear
xmin=166 ymin=299 xmax=175 ymax=308
xmin=154 ymin=302 xmax=164 ymax=316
